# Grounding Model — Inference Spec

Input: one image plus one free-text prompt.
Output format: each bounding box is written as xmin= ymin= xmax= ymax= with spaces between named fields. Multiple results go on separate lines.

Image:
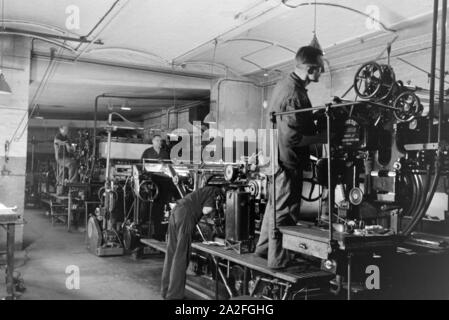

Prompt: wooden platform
xmin=140 ymin=238 xmax=167 ymax=253
xmin=192 ymin=242 xmax=333 ymax=285
xmin=40 ymin=193 xmax=69 ymax=204
xmin=141 ymin=238 xmax=332 ymax=284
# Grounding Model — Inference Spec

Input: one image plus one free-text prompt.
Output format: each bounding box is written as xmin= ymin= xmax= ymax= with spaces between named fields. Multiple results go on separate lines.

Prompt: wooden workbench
xmin=0 ymin=205 xmax=23 ymax=300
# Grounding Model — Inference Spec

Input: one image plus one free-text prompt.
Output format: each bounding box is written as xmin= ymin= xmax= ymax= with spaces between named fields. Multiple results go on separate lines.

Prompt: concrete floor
xmin=0 ymin=209 xmax=167 ymax=300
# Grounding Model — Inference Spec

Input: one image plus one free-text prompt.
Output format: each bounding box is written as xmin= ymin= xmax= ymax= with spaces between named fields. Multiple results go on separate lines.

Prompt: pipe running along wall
xmin=403 ymin=0 xmax=447 ymax=237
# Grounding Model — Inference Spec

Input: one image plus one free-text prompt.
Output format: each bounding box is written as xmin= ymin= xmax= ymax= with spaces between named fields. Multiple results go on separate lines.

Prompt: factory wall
xmin=209 ymin=79 xmax=264 ymax=162
xmin=0 ymin=36 xmax=31 ymax=250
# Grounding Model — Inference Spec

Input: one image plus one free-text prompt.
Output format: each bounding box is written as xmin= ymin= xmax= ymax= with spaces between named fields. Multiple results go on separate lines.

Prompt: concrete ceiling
xmin=2 ymin=0 xmax=442 ymax=119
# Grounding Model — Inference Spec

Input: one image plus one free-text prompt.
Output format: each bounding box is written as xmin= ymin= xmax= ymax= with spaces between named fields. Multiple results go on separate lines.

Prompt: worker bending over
xmin=161 ymin=186 xmax=223 ymax=300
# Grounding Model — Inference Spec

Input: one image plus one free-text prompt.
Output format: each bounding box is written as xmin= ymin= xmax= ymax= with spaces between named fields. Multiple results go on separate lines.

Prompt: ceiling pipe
xmin=0 ymin=19 xmax=80 ymax=38
xmin=281 ymin=1 xmax=396 ymax=33
xmin=0 ymin=27 xmax=103 ymax=44
xmin=1 ymin=31 xmax=77 ymax=52
xmin=74 ymin=0 xmax=121 ymax=51
xmin=181 ymin=60 xmax=241 ymax=77
xmin=74 ymin=0 xmax=130 ymax=61
xmin=224 ymin=38 xmax=296 ymax=53
xmin=32 ymin=51 xmax=216 ymax=80
xmin=82 ymin=47 xmax=171 ymax=65
xmin=172 ymin=0 xmax=285 ymax=63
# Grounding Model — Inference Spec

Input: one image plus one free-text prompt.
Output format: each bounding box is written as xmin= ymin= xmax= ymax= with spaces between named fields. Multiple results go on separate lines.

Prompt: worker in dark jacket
xmin=54 ymin=125 xmax=79 ymax=183
xmin=161 ymin=186 xmax=223 ymax=300
xmin=255 ymin=46 xmax=328 ymax=269
xmin=142 ymin=134 xmax=170 ymax=240
xmin=142 ymin=134 xmax=170 ymax=160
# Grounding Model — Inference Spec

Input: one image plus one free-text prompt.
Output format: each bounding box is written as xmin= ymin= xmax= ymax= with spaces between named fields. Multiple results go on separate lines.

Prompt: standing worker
xmin=255 ymin=46 xmax=328 ymax=269
xmin=54 ymin=125 xmax=79 ymax=184
xmin=142 ymin=134 xmax=170 ymax=160
xmin=161 ymin=186 xmax=223 ymax=300
xmin=141 ymin=134 xmax=170 ymax=240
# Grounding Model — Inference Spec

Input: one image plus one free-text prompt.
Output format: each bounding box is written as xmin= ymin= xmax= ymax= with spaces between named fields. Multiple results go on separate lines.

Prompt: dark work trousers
xmin=57 ymin=157 xmax=79 ymax=183
xmin=161 ymin=205 xmax=195 ymax=300
xmin=255 ymin=167 xmax=303 ymax=269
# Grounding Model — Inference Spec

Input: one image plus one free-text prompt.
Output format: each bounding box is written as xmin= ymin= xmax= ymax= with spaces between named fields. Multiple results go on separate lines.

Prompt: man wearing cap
xmin=255 ymin=46 xmax=328 ymax=269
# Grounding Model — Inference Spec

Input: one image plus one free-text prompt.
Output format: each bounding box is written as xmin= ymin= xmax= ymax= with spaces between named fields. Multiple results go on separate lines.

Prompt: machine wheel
xmin=301 ymin=159 xmax=324 ymax=202
xmin=354 ymin=62 xmax=396 ymax=101
xmin=123 ymin=225 xmax=139 ymax=251
xmin=393 ymin=91 xmax=422 ymax=122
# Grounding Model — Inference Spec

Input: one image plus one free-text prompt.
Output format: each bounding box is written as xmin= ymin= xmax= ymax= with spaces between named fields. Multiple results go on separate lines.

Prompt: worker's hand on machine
xmin=439 ymin=140 xmax=449 ymax=150
xmin=202 ymin=206 xmax=216 ymax=216
xmin=66 ymin=142 xmax=76 ymax=153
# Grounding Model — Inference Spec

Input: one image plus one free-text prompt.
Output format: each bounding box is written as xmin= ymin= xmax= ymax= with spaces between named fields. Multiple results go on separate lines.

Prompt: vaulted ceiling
xmin=1 ymin=0 xmax=441 ymax=119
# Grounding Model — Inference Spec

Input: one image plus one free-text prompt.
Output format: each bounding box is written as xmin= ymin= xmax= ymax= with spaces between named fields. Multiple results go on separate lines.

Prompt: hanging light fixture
xmin=203 ymin=103 xmax=217 ymax=124
xmin=309 ymin=0 xmax=323 ymax=52
xmin=120 ymin=101 xmax=131 ymax=111
xmin=0 ymin=0 xmax=11 ymax=94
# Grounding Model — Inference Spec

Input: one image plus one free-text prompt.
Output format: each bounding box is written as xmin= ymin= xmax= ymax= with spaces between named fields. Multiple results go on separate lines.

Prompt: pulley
xmin=349 ymin=187 xmax=364 ymax=206
xmin=248 ymin=180 xmax=260 ymax=198
xmin=138 ymin=180 xmax=159 ymax=202
xmin=224 ymin=165 xmax=238 ymax=182
xmin=393 ymin=91 xmax=423 ymax=122
xmin=87 ymin=216 xmax=103 ymax=250
xmin=354 ymin=62 xmax=396 ymax=101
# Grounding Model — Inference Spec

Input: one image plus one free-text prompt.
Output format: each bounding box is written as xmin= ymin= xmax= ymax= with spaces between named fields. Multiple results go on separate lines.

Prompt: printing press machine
xmin=140 ymin=61 xmax=449 ymax=300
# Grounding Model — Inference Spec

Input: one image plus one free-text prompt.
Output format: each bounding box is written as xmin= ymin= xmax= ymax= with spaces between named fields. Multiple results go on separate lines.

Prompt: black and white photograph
xmin=0 ymin=0 xmax=449 ymax=306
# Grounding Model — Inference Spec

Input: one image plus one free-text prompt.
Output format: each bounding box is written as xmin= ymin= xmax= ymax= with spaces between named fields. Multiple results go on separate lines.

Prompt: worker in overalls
xmin=54 ymin=125 xmax=79 ymax=184
xmin=161 ymin=186 xmax=223 ymax=300
xmin=255 ymin=46 xmax=328 ymax=269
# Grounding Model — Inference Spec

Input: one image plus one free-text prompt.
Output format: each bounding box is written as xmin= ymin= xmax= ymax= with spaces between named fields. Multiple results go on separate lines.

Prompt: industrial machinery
xmin=87 ymin=112 xmax=146 ymax=256
xmin=123 ymin=163 xmax=171 ymax=251
xmin=190 ymin=160 xmax=268 ymax=249
xmin=269 ymin=59 xmax=449 ymax=299
xmin=179 ymin=59 xmax=449 ymax=300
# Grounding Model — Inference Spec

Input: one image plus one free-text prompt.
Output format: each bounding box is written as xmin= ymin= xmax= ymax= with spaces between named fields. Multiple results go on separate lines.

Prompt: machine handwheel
xmin=301 ymin=160 xmax=324 ymax=202
xmin=393 ymin=91 xmax=422 ymax=122
xmin=301 ymin=178 xmax=323 ymax=202
xmin=354 ymin=62 xmax=396 ymax=101
xmin=138 ymin=180 xmax=159 ymax=202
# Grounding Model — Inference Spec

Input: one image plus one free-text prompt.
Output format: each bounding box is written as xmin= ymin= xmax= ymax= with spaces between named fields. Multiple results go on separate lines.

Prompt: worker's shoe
xmin=268 ymin=259 xmax=299 ymax=271
xmin=253 ymin=251 xmax=267 ymax=259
